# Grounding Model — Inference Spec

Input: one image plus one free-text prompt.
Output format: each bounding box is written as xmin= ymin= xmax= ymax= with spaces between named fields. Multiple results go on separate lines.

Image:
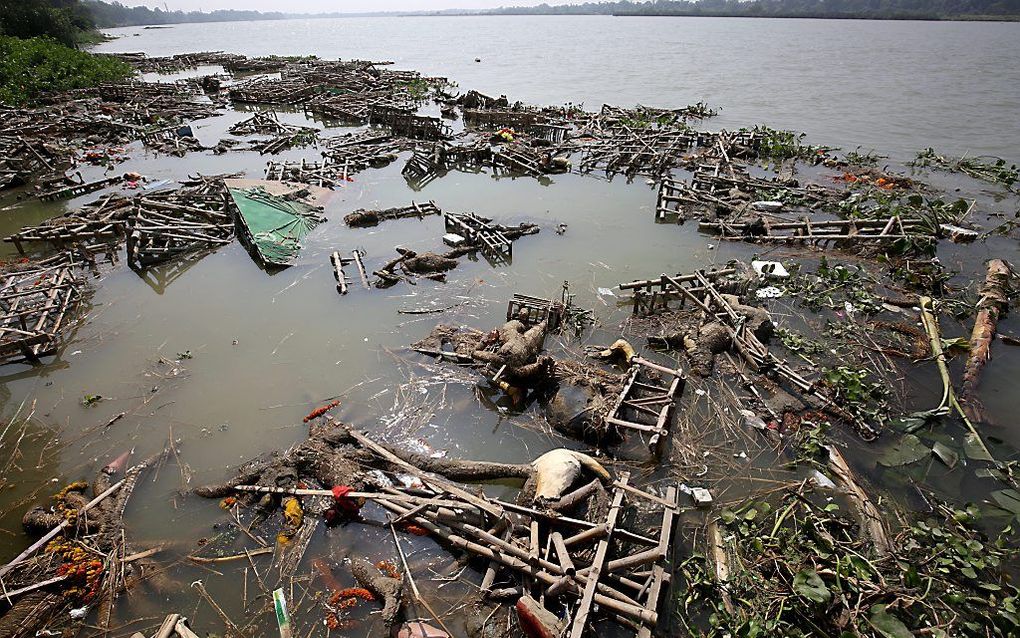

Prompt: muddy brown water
xmin=0 ymin=15 xmax=1018 ymax=637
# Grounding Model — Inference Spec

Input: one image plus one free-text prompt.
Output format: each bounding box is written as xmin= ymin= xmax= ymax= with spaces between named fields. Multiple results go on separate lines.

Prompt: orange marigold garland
xmin=375 ymin=559 xmax=401 ymax=579
xmin=303 ymin=400 xmax=341 ymax=423
xmin=46 ymin=539 xmax=105 ymax=602
xmin=53 ymin=481 xmax=89 ymax=523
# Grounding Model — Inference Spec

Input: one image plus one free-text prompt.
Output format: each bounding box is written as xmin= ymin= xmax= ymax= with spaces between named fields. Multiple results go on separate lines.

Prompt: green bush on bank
xmin=0 ymin=36 xmax=132 ymax=106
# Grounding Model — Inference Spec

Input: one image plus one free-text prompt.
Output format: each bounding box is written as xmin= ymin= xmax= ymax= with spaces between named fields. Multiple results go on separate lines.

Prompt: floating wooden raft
xmin=1 ymin=137 xmax=61 ymax=189
xmin=464 ymin=108 xmax=570 ymax=143
xmin=229 ymin=111 xmax=289 ymax=135
xmin=36 ymin=175 xmax=123 ymax=202
xmin=252 ymin=127 xmax=319 ymax=155
xmin=607 ymin=357 xmax=685 ymax=455
xmin=229 ymin=79 xmax=322 ymax=105
xmin=126 ymin=195 xmax=234 ymax=266
xmin=369 ymin=105 xmax=450 ymax=141
xmin=627 ymin=269 xmax=880 ymax=439
xmin=306 ymin=93 xmax=410 ymax=124
xmin=506 ymin=293 xmax=566 ymax=330
xmin=698 ymin=215 xmax=927 ymax=245
xmin=0 ymin=264 xmax=82 ymax=364
xmin=402 ymin=140 xmax=493 ymax=188
xmin=491 ymin=145 xmax=544 ymax=177
xmin=5 ymin=218 xmax=127 ymax=255
xmin=445 ymin=212 xmax=512 ymax=264
xmin=656 ymin=163 xmax=752 ymax=220
xmin=579 ymin=126 xmax=692 ymax=176
xmin=619 ymin=267 xmax=739 ymax=315
xmin=329 ymin=249 xmax=369 ymax=294
xmin=656 ymin=164 xmax=834 ymax=221
xmin=402 ymin=144 xmax=447 ymax=188
xmin=7 ymin=192 xmax=135 ymax=254
xmin=266 ymin=159 xmax=345 ymax=188
xmin=321 ymin=133 xmax=406 ymax=177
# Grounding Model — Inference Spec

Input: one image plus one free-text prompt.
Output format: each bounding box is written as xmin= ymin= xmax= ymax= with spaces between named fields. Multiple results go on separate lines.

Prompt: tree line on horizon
xmin=2 ymin=0 xmax=1018 ymax=42
xmin=507 ymin=0 xmax=1020 ymax=18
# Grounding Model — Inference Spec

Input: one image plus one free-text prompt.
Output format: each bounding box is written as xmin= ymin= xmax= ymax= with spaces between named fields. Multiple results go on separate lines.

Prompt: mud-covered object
xmin=465 ymin=602 xmax=506 ymax=638
xmin=350 ymin=557 xmax=404 ymax=628
xmin=722 ymin=293 xmax=774 ymax=341
xmin=516 ymin=595 xmax=564 ymax=638
xmin=402 ymin=252 xmax=459 ymax=275
xmin=22 ymin=489 xmax=90 ymax=536
xmin=687 ymin=321 xmax=733 ymax=377
xmin=542 ymin=381 xmax=617 ymax=442
xmin=412 ymin=324 xmax=484 ymax=358
xmin=344 ymin=209 xmax=380 ymax=227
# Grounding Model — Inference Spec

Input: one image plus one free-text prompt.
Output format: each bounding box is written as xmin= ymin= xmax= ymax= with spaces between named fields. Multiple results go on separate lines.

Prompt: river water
xmin=0 ymin=15 xmax=1017 ymax=637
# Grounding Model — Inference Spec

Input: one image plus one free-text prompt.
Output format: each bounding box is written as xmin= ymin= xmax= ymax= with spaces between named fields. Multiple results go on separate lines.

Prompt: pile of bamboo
xmin=0 ymin=263 xmax=82 ymax=364
xmin=213 ymin=425 xmax=680 ymax=638
xmin=5 ymin=193 xmax=132 ymax=254
xmin=266 ymin=159 xmax=346 ymax=188
xmin=126 ymin=190 xmax=234 ymax=267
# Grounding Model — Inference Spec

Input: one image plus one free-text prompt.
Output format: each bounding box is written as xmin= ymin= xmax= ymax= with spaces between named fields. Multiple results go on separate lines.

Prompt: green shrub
xmin=0 ymin=36 xmax=132 ymax=105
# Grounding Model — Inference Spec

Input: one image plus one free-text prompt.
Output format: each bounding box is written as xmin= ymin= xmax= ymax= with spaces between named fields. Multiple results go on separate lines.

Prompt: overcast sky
xmin=128 ymin=0 xmax=581 ymax=13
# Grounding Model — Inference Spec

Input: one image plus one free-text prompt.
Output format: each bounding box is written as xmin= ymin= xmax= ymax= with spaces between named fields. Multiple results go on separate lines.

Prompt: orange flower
xmin=375 ymin=559 xmax=401 ymax=579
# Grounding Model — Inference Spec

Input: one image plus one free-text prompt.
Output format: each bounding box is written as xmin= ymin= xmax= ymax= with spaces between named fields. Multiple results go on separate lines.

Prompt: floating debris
xmin=225 ymin=179 xmax=330 ymax=268
xmin=344 ymin=200 xmax=441 ymax=228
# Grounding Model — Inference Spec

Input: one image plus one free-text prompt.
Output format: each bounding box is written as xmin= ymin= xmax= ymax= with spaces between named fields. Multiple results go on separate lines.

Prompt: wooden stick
xmin=826 ymin=445 xmax=892 ymax=555
xmin=389 ymin=521 xmax=454 ymax=636
xmin=154 ymin=614 xmax=181 ymax=638
xmin=961 ymin=259 xmax=1012 ymax=420
xmin=188 ymin=547 xmax=273 ymax=564
xmin=919 ymin=296 xmax=996 ymax=463
xmin=0 ymin=574 xmax=68 ymax=602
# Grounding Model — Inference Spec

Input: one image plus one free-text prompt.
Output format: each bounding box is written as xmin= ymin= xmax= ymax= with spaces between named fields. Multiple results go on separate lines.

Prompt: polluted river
xmin=1 ymin=15 xmax=1020 ymax=638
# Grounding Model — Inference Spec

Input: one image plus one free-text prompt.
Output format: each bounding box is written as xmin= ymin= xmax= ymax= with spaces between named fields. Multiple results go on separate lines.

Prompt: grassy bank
xmin=0 ymin=36 xmax=132 ymax=106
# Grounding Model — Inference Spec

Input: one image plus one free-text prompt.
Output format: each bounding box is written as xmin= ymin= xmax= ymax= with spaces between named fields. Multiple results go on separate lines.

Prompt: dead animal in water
xmin=531 ymin=448 xmax=611 ymax=505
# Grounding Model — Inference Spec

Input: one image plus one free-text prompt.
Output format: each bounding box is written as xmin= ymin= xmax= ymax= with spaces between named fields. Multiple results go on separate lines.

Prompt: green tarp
xmin=228 ymin=186 xmax=324 ymax=268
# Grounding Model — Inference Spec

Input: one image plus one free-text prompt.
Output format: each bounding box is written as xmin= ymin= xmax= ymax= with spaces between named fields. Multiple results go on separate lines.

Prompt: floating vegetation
xmin=784 ymin=258 xmax=884 ymax=314
xmin=912 ymin=148 xmax=1018 ymax=191
xmin=750 ymin=124 xmax=834 ymax=163
xmin=842 ymin=146 xmax=886 ymax=167
xmin=679 ymin=486 xmax=1020 ymax=638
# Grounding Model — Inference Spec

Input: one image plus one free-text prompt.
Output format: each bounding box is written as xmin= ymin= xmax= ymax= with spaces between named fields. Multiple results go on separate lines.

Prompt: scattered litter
xmin=751 ymin=200 xmax=784 ymax=212
xmin=756 ymin=286 xmax=784 ymax=299
xmin=752 ymin=260 xmax=790 ymax=278
xmin=809 ymin=469 xmax=837 ymax=489
xmin=442 ymin=233 xmax=466 ymax=247
xmin=739 ymin=409 xmax=767 ymax=431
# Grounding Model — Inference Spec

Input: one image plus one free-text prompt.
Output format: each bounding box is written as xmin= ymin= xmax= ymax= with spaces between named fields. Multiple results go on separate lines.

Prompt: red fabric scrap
xmin=331 ymin=485 xmax=362 ymax=512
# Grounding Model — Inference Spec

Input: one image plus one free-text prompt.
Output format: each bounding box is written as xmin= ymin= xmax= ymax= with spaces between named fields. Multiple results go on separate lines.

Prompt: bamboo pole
xmin=918 ymin=296 xmax=996 ymax=463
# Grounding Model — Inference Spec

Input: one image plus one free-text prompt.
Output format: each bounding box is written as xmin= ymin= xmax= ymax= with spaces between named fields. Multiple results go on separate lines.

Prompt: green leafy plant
xmin=750 ymin=125 xmax=833 ymax=163
xmin=0 ymin=36 xmax=132 ymax=106
xmin=677 ymin=488 xmax=1020 ymax=637
xmin=81 ymin=394 xmax=103 ymax=407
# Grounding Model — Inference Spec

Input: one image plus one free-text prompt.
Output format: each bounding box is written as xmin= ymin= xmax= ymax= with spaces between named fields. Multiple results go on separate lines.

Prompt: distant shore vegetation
xmin=492 ymin=0 xmax=1020 ymax=20
xmin=59 ymin=0 xmax=1020 ymax=28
